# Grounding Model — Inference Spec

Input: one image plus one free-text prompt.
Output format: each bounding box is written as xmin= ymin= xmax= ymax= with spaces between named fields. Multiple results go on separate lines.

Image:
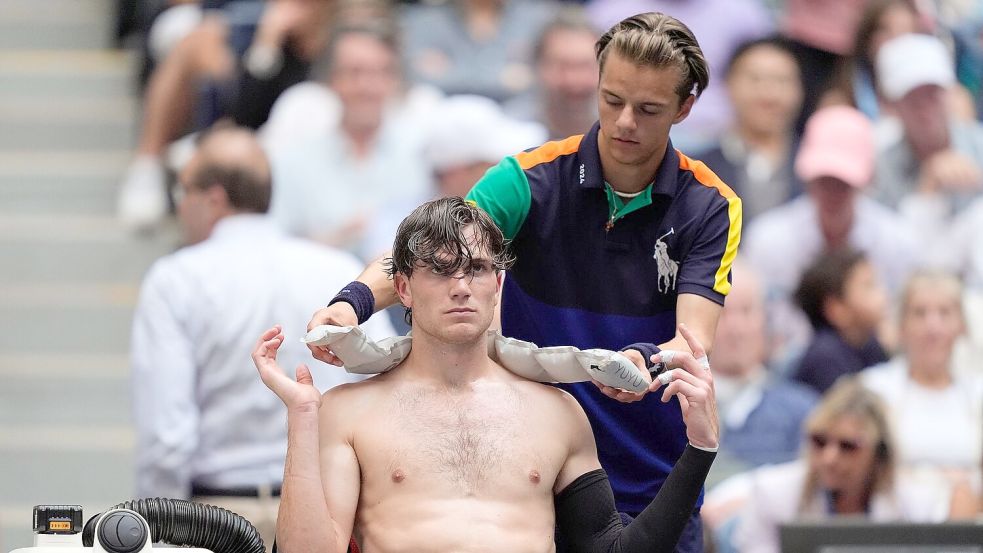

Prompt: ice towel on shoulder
xmin=302 ymin=325 xmax=651 ymax=392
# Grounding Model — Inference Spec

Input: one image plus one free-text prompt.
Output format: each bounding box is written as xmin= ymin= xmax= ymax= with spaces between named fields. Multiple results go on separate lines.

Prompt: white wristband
xmin=689 ymin=442 xmax=718 ymax=453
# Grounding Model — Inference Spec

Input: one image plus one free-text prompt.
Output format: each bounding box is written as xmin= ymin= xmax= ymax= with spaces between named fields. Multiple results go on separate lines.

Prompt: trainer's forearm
xmin=357 ymin=252 xmax=399 ymax=313
xmin=276 ymin=408 xmax=337 ymax=553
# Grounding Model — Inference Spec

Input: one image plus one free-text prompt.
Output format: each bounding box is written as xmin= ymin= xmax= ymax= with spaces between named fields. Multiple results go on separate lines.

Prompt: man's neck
xmin=908 ymin=358 xmax=953 ymax=389
xmin=342 ymin=120 xmax=380 ymax=159
xmin=599 ymin=139 xmax=664 ymax=194
xmin=735 ymin=125 xmax=788 ymax=163
xmin=399 ymin=331 xmax=496 ymax=387
xmin=543 ymin=98 xmax=594 ymax=141
xmin=837 ymin=324 xmax=873 ymax=349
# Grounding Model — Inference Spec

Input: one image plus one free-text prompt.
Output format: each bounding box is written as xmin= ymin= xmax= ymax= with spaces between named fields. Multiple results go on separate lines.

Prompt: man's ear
xmin=393 ymin=272 xmax=412 ymax=308
xmin=673 ymin=94 xmax=696 ymax=124
xmin=824 ymin=295 xmax=848 ymax=330
xmin=204 ymin=183 xmax=230 ymax=209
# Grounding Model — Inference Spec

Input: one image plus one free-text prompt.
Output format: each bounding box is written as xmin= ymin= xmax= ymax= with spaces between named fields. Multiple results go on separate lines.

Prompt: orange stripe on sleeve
xmin=678 ymin=151 xmax=743 ymax=296
xmin=677 ymin=151 xmax=738 ymax=199
xmin=514 ymin=135 xmax=583 ymax=170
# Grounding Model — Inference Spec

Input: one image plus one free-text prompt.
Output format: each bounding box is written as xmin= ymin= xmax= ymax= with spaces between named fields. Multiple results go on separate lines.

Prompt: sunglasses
xmin=809 ymin=433 xmax=864 ymax=454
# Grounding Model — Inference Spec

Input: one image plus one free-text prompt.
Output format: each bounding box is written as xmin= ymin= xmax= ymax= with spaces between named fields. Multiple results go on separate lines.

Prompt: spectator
xmin=117 ymin=0 xmax=335 ymax=231
xmin=859 ymin=271 xmax=983 ymax=481
xmin=585 ymin=0 xmax=774 ymax=150
xmin=819 ymin=0 xmax=927 ymax=119
xmin=779 ymin=0 xmax=868 ymax=133
xmin=130 ymin=125 xmax=395 ymax=548
xmin=401 ymin=0 xmax=556 ymax=103
xmin=744 ymin=105 xmax=915 ymax=360
xmin=793 ymin=249 xmax=889 ymax=394
xmin=873 ymin=33 xmax=983 ymax=213
xmin=361 ymin=94 xmax=546 ymax=277
xmin=503 ymin=7 xmax=600 ymax=140
xmin=732 ymin=378 xmax=955 ymax=553
xmin=268 ymin=22 xmax=434 ymax=260
xmin=697 ymin=37 xmax=804 ymax=222
xmin=708 ymin=259 xmax=817 ymax=477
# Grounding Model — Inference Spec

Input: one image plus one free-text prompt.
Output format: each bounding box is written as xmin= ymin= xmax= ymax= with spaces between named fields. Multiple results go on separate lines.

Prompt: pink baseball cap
xmin=794 ymin=105 xmax=874 ymax=188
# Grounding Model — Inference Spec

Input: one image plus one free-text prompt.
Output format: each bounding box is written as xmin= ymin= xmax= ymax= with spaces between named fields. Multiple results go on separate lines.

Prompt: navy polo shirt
xmin=467 ymin=123 xmax=741 ymax=514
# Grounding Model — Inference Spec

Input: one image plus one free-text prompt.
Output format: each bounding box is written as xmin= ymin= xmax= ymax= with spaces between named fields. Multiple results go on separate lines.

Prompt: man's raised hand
xmin=648 ymin=323 xmax=719 ymax=450
xmin=253 ymin=325 xmax=322 ymax=413
xmin=306 ymin=303 xmax=358 ymax=366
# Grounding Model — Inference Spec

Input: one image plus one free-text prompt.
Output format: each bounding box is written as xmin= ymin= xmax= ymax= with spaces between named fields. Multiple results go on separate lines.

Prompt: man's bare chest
xmin=354 ymin=386 xmax=564 ymax=496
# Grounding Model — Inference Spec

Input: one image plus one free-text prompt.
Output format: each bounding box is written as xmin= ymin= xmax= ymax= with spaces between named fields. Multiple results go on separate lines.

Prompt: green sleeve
xmin=465 ymin=156 xmax=531 ymax=240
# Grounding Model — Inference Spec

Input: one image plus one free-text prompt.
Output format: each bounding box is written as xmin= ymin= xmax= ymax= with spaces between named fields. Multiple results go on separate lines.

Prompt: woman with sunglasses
xmin=732 ymin=378 xmax=954 ymax=553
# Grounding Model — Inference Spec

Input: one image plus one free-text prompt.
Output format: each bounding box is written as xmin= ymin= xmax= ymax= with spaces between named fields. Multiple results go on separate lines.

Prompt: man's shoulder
xmin=676 ymin=150 xmax=738 ymax=200
xmin=513 ymin=379 xmax=590 ymax=423
xmin=319 ymin=376 xmax=390 ymax=420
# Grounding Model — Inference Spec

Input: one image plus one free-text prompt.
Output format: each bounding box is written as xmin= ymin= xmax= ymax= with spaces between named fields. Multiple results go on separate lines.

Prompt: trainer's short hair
xmin=594 ymin=12 xmax=709 ymax=104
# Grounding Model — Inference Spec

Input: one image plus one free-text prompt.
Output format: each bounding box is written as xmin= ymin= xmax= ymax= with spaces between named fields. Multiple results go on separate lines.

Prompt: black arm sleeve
xmin=555 ymin=445 xmax=715 ymax=553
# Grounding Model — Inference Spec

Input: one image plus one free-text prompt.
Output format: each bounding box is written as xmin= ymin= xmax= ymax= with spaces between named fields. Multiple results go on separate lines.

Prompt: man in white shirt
xmin=130 ymin=125 xmax=394 ymax=549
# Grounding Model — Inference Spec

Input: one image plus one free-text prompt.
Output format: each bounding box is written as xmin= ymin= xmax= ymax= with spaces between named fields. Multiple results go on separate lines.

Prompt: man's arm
xmin=131 ymin=263 xmax=199 ymax=499
xmin=555 ymin=326 xmax=719 ymax=552
xmin=253 ymin=327 xmax=359 ymax=553
xmin=307 ymin=253 xmax=398 ymax=365
xmin=597 ymin=295 xmax=721 ymax=403
xmin=598 ymin=183 xmax=739 ymax=402
xmin=658 ymin=294 xmax=721 ymax=354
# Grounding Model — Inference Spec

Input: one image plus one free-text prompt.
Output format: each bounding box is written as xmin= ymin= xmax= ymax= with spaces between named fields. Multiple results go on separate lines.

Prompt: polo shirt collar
xmin=578 ymin=122 xmax=681 ymax=199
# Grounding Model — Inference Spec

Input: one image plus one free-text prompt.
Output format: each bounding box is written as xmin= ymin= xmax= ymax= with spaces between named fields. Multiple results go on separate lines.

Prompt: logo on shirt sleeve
xmin=653 ymin=228 xmax=678 ymax=293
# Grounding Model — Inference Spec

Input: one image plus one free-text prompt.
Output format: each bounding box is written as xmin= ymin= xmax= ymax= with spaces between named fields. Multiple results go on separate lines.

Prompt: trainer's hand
xmin=592 ymin=349 xmax=652 ymax=403
xmin=648 ymin=324 xmax=719 ymax=449
xmin=253 ymin=325 xmax=322 ymax=412
xmin=306 ymin=303 xmax=358 ymax=365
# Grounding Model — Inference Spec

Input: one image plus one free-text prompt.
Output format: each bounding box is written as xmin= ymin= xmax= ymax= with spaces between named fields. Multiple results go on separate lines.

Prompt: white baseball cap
xmin=876 ymin=33 xmax=955 ymax=101
xmin=425 ymin=95 xmax=546 ymax=171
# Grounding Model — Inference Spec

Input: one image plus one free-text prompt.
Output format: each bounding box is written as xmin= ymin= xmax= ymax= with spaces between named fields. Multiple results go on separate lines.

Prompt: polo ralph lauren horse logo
xmin=653 ymin=228 xmax=678 ymax=293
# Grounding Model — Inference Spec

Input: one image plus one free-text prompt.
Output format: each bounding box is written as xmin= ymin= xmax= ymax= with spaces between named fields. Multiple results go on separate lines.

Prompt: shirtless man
xmin=252 ymin=197 xmax=719 ymax=552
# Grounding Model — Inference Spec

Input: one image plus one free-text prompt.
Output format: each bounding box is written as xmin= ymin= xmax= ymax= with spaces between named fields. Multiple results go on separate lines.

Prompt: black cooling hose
xmin=81 ymin=497 xmax=266 ymax=553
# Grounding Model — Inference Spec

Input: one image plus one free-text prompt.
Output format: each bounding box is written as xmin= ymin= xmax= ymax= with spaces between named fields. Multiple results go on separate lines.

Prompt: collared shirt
xmin=131 ymin=215 xmax=395 ymax=499
xmin=268 ymin=115 xmax=433 ymax=260
xmin=467 ymin=122 xmax=741 ymax=514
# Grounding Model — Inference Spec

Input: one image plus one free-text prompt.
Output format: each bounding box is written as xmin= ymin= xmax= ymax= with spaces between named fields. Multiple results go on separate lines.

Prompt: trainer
xmin=308 ymin=12 xmax=741 ymax=552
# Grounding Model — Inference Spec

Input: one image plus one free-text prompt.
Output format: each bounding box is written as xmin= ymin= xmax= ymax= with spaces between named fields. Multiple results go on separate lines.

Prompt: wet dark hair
xmin=385 ymin=197 xmax=514 ymax=279
xmin=795 ymin=248 xmax=868 ymax=330
xmin=385 ymin=197 xmax=514 ymax=324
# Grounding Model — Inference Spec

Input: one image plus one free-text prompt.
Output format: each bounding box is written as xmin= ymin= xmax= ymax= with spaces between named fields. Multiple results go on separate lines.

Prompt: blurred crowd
xmin=114 ymin=0 xmax=983 ymax=551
